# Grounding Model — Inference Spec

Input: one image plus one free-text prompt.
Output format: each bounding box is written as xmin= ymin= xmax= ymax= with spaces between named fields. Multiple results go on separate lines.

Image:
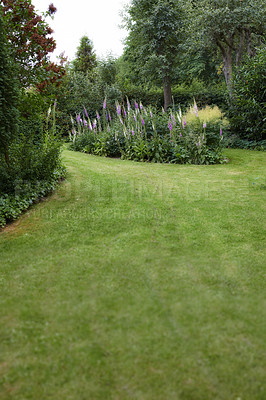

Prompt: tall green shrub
xmin=230 ymin=47 xmax=266 ymax=142
xmin=0 ymin=6 xmax=19 ymax=165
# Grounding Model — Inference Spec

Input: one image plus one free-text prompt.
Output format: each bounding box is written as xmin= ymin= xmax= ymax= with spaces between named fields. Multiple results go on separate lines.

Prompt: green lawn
xmin=0 ymin=149 xmax=265 ymax=400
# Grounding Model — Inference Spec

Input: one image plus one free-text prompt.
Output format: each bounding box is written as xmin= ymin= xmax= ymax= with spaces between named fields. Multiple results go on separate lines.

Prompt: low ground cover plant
xmin=70 ymin=99 xmax=227 ymax=165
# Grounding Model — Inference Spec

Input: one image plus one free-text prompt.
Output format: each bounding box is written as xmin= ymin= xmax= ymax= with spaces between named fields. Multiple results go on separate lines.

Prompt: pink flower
xmin=83 ymin=107 xmax=88 ymax=118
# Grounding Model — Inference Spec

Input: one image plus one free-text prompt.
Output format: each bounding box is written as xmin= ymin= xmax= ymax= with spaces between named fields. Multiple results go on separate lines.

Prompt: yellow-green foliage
xmin=184 ymin=103 xmax=229 ymax=130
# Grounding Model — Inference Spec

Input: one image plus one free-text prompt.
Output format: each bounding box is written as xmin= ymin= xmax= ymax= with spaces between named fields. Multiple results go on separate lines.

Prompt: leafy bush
xmin=0 ymin=168 xmax=64 ymax=227
xmin=121 ymin=80 xmax=228 ymax=112
xmin=0 ymin=104 xmax=65 ymax=227
xmin=70 ymin=100 xmax=225 ymax=165
xmin=229 ymin=47 xmax=266 ymax=142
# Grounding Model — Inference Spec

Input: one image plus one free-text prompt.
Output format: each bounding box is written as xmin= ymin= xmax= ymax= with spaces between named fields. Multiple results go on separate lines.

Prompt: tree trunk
xmin=246 ymin=29 xmax=255 ymax=57
xmin=222 ymin=48 xmax=233 ymax=97
xmin=163 ymin=76 xmax=172 ymax=111
xmin=216 ymin=37 xmax=234 ymax=98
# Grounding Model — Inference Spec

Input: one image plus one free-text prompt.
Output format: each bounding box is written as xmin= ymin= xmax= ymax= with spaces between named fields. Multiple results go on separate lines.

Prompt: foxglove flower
xmin=116 ymin=103 xmax=121 ymax=115
xmin=203 ymin=122 xmax=207 ymax=129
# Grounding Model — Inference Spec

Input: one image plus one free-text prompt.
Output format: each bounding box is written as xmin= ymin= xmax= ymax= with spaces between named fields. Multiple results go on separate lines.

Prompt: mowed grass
xmin=0 ymin=149 xmax=265 ymax=400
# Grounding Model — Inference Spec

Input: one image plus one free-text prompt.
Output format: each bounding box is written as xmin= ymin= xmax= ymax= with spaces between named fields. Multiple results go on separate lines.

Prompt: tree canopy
xmin=124 ymin=0 xmax=185 ymax=110
xmin=73 ymin=36 xmax=97 ymax=76
xmin=191 ymin=0 xmax=266 ymax=94
xmin=1 ymin=0 xmax=65 ymax=89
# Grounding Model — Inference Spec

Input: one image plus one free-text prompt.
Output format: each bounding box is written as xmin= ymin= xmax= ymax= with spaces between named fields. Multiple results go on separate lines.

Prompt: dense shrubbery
xmin=70 ymin=99 xmax=226 ymax=165
xmin=121 ymin=80 xmax=228 ymax=112
xmin=0 ymin=105 xmax=65 ymax=227
xmin=229 ymin=47 xmax=266 ymax=144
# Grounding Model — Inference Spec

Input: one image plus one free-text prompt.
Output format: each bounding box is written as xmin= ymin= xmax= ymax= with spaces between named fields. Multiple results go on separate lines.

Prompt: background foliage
xmin=229 ymin=46 xmax=266 ymax=142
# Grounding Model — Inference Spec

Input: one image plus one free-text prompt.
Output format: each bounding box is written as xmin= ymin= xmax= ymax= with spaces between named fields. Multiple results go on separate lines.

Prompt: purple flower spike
xmin=135 ymin=101 xmax=138 ymax=109
xmin=132 ymin=130 xmax=135 ymax=136
xmin=83 ymin=119 xmax=87 ymax=127
xmin=103 ymin=99 xmax=107 ymax=109
xmin=96 ymin=111 xmax=100 ymax=120
xmin=150 ymin=110 xmax=153 ymax=118
xmin=168 ymin=121 xmax=173 ymax=131
xmin=220 ymin=127 xmax=223 ymax=136
xmin=108 ymin=112 xmax=111 ymax=122
xmin=183 ymin=119 xmax=186 ymax=128
xmin=116 ymin=103 xmax=121 ymax=115
xmin=180 ymin=133 xmax=182 ymax=137
xmin=76 ymin=114 xmax=81 ymax=124
xmin=84 ymin=107 xmax=88 ymax=118
xmin=141 ymin=117 xmax=145 ymax=126
xmin=124 ymin=110 xmax=127 ymax=117
xmin=203 ymin=122 xmax=207 ymax=129
xmin=195 ymin=110 xmax=198 ymax=117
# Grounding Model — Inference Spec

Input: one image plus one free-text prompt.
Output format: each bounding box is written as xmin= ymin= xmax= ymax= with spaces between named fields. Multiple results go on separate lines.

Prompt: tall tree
xmin=192 ymin=0 xmax=265 ymax=95
xmin=1 ymin=0 xmax=65 ymax=89
xmin=73 ymin=36 xmax=97 ymax=76
xmin=0 ymin=5 xmax=19 ymax=165
xmin=124 ymin=0 xmax=184 ymax=110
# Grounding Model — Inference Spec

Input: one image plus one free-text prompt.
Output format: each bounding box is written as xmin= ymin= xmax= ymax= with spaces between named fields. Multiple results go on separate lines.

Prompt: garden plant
xmin=70 ymin=99 xmax=227 ymax=165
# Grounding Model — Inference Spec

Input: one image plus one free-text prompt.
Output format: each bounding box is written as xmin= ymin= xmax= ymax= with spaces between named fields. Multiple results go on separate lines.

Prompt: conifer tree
xmin=73 ymin=36 xmax=97 ymax=75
